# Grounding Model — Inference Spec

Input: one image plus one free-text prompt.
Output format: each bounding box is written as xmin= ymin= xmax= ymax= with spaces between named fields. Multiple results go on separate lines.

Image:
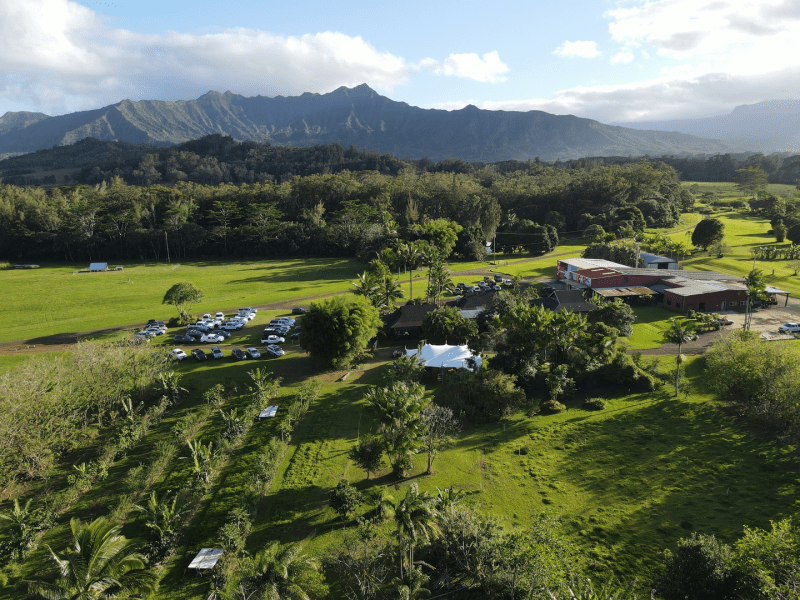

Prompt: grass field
xmin=4 ymin=205 xmax=800 ymax=598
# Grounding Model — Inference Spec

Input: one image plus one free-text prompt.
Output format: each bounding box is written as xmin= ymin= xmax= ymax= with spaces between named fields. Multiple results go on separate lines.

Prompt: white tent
xmin=406 ymin=343 xmax=481 ymax=371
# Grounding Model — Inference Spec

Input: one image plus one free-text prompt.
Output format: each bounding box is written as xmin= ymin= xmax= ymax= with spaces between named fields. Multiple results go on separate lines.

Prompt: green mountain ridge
xmin=0 ymin=84 xmax=737 ymax=160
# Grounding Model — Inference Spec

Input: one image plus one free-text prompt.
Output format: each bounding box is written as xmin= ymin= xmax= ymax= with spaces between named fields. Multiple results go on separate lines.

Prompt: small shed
xmin=639 ymin=252 xmax=678 ymax=270
xmin=188 ymin=548 xmax=223 ymax=571
xmin=258 ymin=406 xmax=279 ymax=421
xmin=89 ymin=262 xmax=108 ymax=272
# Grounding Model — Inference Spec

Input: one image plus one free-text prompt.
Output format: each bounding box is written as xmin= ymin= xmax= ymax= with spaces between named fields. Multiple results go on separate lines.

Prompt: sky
xmin=1 ymin=0 xmax=799 ymax=123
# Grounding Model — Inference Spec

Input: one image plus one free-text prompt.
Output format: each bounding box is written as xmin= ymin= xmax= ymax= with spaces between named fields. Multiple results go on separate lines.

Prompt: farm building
xmin=88 ymin=262 xmax=108 ymax=272
xmin=555 ymin=258 xmax=751 ymax=313
xmin=639 ymin=252 xmax=679 ymax=270
xmin=531 ymin=290 xmax=597 ymax=314
xmin=387 ymin=304 xmax=438 ymax=337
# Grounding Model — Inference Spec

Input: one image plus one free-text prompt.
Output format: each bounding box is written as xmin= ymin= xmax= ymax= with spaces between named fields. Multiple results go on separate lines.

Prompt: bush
xmin=583 ymin=398 xmax=606 ymax=410
xmin=540 ymin=400 xmax=566 ymax=414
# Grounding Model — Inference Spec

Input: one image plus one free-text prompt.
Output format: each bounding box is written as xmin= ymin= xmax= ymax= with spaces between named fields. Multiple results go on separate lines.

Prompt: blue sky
xmin=2 ymin=0 xmax=799 ymax=123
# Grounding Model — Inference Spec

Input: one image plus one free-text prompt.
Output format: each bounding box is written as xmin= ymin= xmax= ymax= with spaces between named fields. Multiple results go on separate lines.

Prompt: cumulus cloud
xmin=418 ymin=51 xmax=508 ymax=83
xmin=612 ymin=51 xmax=634 ymax=64
xmin=0 ymin=0 xmax=505 ymax=115
xmin=433 ymin=66 xmax=800 ymax=123
xmin=553 ymin=40 xmax=600 ymax=58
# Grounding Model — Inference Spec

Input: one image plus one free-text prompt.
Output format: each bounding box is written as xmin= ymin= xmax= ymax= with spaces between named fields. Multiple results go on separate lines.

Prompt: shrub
xmin=583 ymin=398 xmax=606 ymax=410
xmin=540 ymin=400 xmax=566 ymax=414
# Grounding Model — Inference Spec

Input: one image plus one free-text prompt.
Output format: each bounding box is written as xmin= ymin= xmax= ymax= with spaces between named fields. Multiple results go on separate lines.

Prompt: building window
xmin=666 ymin=298 xmax=672 ymax=306
xmin=623 ymin=277 xmax=628 ymax=284
xmin=730 ymin=301 xmax=737 ymax=306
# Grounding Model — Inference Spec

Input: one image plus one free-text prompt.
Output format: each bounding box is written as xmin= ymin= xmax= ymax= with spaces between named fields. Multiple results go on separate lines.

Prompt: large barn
xmin=555 ymin=258 xmax=750 ymax=313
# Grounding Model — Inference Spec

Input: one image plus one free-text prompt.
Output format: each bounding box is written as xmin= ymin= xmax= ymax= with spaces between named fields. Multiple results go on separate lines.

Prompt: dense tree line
xmin=0 ymin=156 xmax=687 ymax=261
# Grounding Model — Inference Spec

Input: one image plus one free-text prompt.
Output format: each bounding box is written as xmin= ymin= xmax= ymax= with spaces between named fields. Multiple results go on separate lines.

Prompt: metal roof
xmin=765 ymin=286 xmax=790 ymax=295
xmin=188 ymin=548 xmax=223 ymax=570
xmin=594 ymin=287 xmax=655 ymax=297
xmin=258 ymin=406 xmax=279 ymax=419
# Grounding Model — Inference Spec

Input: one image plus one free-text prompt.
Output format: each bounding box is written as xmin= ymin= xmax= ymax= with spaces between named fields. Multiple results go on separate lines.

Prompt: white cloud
xmin=553 ymin=40 xmax=600 ymax=58
xmin=436 ymin=66 xmax=800 ymax=123
xmin=418 ymin=51 xmax=508 ymax=83
xmin=0 ymin=0 xmax=503 ymax=115
xmin=612 ymin=51 xmax=634 ymax=64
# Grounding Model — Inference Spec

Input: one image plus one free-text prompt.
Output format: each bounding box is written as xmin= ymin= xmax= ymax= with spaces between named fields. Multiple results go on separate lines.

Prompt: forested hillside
xmin=0 ymin=159 xmax=687 ymax=262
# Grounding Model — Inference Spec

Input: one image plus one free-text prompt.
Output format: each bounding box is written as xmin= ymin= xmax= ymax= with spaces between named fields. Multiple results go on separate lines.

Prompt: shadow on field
xmin=550 ymin=397 xmax=798 ymax=575
xmin=24 ymin=327 xmax=127 ymax=346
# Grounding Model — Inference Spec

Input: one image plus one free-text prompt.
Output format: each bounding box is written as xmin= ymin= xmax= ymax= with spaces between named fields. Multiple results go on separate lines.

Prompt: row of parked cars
xmin=167 ymin=307 xmax=304 ymax=363
xmin=454 ymin=275 xmax=513 ymax=294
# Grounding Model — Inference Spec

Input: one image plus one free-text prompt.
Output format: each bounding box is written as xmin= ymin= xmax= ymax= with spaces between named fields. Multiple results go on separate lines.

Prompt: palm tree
xmin=28 ymin=517 xmax=156 ymax=600
xmin=249 ymin=540 xmax=320 ymax=600
xmin=378 ymin=274 xmax=404 ymax=312
xmin=366 ymin=382 xmax=427 ymax=478
xmin=663 ymin=318 xmax=697 ymax=397
xmin=248 ymin=367 xmax=281 ymax=404
xmin=394 ymin=484 xmax=440 ymax=579
xmin=351 ymin=271 xmax=380 ymax=306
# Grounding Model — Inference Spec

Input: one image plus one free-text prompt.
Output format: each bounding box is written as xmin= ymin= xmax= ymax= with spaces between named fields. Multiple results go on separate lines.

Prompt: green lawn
xmin=0 ymin=258 xmax=361 ymax=344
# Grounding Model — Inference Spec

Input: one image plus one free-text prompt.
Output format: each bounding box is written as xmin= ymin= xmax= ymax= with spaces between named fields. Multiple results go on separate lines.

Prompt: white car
xmin=200 ymin=333 xmax=225 ymax=343
xmin=263 ymin=335 xmax=285 ymax=344
xmin=215 ymin=312 xmax=225 ymax=320
xmin=503 ymin=279 xmax=512 ymax=286
xmin=145 ymin=327 xmax=165 ymax=336
xmin=266 ymin=344 xmax=285 ymax=357
xmin=471 ymin=285 xmax=481 ymax=292
xmin=240 ymin=307 xmax=258 ymax=313
xmin=493 ymin=284 xmax=502 ymax=291
xmin=223 ymin=321 xmax=243 ymax=330
xmin=778 ymin=322 xmax=800 ymax=333
xmin=245 ymin=347 xmax=261 ymax=359
xmin=171 ymin=348 xmax=187 ymax=361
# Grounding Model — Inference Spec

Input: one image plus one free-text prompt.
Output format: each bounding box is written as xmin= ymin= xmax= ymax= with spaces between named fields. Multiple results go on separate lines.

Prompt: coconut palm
xmin=27 ymin=517 xmax=156 ymax=600
xmin=351 ymin=271 xmax=381 ymax=306
xmin=249 ymin=540 xmax=320 ymax=600
xmin=394 ymin=484 xmax=440 ymax=578
xmin=663 ymin=318 xmax=697 ymax=397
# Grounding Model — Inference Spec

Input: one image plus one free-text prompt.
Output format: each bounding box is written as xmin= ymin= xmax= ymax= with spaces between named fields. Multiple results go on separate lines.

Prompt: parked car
xmin=191 ymin=323 xmax=211 ymax=333
xmin=147 ymin=320 xmax=166 ymax=327
xmin=245 ymin=347 xmax=261 ymax=359
xmin=263 ymin=335 xmax=285 ymax=344
xmin=471 ymin=285 xmax=481 ymax=292
xmin=191 ymin=348 xmax=207 ymax=361
xmin=266 ymin=344 xmax=285 ymax=358
xmin=145 ymin=326 xmax=165 ymax=336
xmin=503 ymin=278 xmax=512 ymax=286
xmin=239 ymin=307 xmax=258 ymax=314
xmin=174 ymin=334 xmax=194 ymax=343
xmin=494 ymin=274 xmax=504 ymax=283
xmin=186 ymin=329 xmax=204 ymax=338
xmin=223 ymin=321 xmax=243 ymax=331
xmin=291 ymin=307 xmax=307 ymax=314
xmin=457 ymin=282 xmax=467 ymax=290
xmin=171 ymin=348 xmax=187 ymax=361
xmin=214 ymin=312 xmax=225 ymax=320
xmin=231 ymin=348 xmax=246 ymax=360
xmin=211 ymin=328 xmax=231 ymax=339
xmin=290 ymin=332 xmax=301 ymax=341
xmin=210 ymin=345 xmax=224 ymax=359
xmin=202 ymin=313 xmax=213 ymax=320
xmin=200 ymin=333 xmax=225 ymax=343
xmin=493 ymin=284 xmax=502 ymax=291
xmin=778 ymin=322 xmax=800 ymax=333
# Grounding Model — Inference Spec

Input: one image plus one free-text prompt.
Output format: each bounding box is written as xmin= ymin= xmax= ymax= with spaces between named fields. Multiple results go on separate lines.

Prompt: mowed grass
xmin=666 ymin=210 xmax=800 ymax=297
xmin=0 ymin=258 xmax=360 ymax=344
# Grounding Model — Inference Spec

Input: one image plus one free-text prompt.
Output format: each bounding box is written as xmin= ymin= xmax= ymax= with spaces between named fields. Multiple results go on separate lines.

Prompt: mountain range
xmin=0 ymin=85 xmax=790 ymax=162
xmin=616 ymin=99 xmax=800 ymax=155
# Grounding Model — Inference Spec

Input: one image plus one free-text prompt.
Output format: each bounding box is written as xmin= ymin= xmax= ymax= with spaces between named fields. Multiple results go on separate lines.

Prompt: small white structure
xmin=188 ymin=548 xmax=223 ymax=571
xmin=406 ymin=344 xmax=482 ymax=371
xmin=258 ymin=406 xmax=279 ymax=421
xmin=88 ymin=262 xmax=108 ymax=272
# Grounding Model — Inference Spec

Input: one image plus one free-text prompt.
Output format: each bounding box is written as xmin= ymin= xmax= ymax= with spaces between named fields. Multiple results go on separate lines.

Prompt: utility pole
xmin=164 ymin=230 xmax=170 ymax=263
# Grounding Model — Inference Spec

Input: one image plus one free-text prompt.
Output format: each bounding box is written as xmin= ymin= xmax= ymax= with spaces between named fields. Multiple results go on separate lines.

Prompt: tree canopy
xmin=299 ymin=295 xmax=381 ymax=368
xmin=691 ymin=218 xmax=725 ymax=250
xmin=162 ymin=282 xmax=204 ymax=319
